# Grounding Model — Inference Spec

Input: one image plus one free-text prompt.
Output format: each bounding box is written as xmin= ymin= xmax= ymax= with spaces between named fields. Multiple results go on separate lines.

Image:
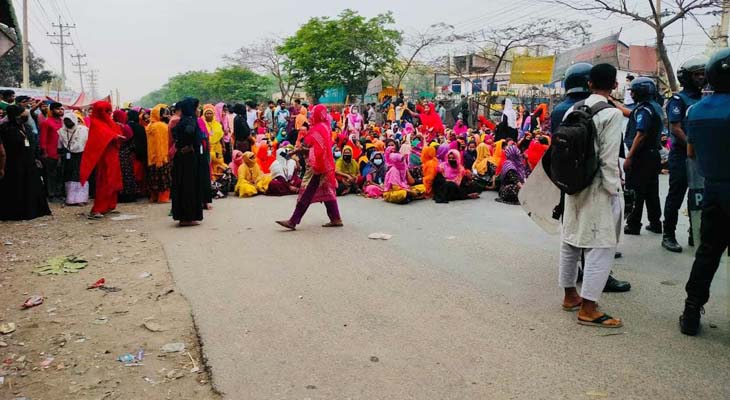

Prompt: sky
xmin=11 ymin=0 xmax=720 ymax=101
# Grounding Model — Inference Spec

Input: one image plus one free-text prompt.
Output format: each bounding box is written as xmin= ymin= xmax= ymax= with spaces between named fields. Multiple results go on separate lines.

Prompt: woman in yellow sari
xmin=145 ymin=104 xmax=171 ymax=203
xmin=386 ymin=104 xmax=395 ymax=122
xmin=203 ymin=104 xmax=226 ymax=178
xmin=234 ymin=151 xmax=270 ymax=197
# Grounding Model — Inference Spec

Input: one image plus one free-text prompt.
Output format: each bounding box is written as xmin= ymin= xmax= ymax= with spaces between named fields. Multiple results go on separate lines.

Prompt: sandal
xmin=87 ymin=213 xmax=104 ymax=220
xmin=562 ymin=301 xmax=582 ymax=312
xmin=322 ymin=221 xmax=343 ymax=228
xmin=276 ymin=220 xmax=296 ymax=231
xmin=577 ymin=313 xmax=623 ymax=328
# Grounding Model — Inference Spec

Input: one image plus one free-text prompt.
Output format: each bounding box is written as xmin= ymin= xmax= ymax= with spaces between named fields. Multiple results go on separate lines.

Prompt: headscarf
xmin=384 ymin=152 xmax=409 ymax=191
xmin=58 ymin=110 xmax=89 ymax=153
xmin=362 ymin=151 xmax=386 ymax=184
xmin=79 ymin=101 xmax=121 ymax=185
xmin=493 ymin=139 xmax=506 ymax=175
xmin=238 ymin=151 xmax=263 ymax=184
xmin=418 ymin=102 xmax=445 ymax=134
xmin=525 ymin=139 xmax=549 ymax=170
xmin=500 ymin=144 xmax=527 ymax=182
xmin=335 ymin=145 xmax=359 ymax=177
xmin=440 ymin=149 xmax=465 ymax=185
xmin=421 ymin=146 xmax=439 ymax=195
xmin=203 ymin=104 xmax=224 ymax=145
xmin=255 ymin=142 xmax=276 ymax=174
xmin=215 ymin=102 xmax=229 ymax=135
xmin=270 ymin=148 xmax=296 ymax=181
xmin=112 ymin=109 xmax=128 ymax=125
xmin=229 ymin=150 xmax=244 ymax=177
xmin=295 ymin=106 xmax=308 ymax=130
xmin=503 ymin=98 xmax=517 ymax=129
xmin=126 ymin=109 xmax=147 ymax=162
xmin=473 ymin=142 xmax=492 ymax=175
xmin=454 ymin=119 xmax=468 ymax=136
xmin=347 ymin=105 xmax=363 ymax=130
xmin=436 ymin=143 xmax=450 ymax=162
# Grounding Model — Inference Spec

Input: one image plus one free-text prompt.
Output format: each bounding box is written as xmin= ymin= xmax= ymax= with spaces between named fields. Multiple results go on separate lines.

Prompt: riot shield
xmin=686 ymin=158 xmax=704 ymax=248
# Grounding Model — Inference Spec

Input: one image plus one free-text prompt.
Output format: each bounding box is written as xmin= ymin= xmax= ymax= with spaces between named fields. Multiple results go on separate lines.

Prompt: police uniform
xmin=624 ymin=100 xmax=663 ymax=232
xmin=551 ymin=92 xmax=590 ymax=131
xmin=683 ymin=92 xmax=730 ymax=307
xmin=663 ymin=90 xmax=702 ymax=238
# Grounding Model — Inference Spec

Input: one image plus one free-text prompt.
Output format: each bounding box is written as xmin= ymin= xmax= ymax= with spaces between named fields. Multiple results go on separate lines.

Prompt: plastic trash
xmin=21 ymin=295 xmax=44 ymax=309
xmin=118 ymin=349 xmax=144 ymax=364
xmin=40 ymin=357 xmax=54 ymax=368
xmin=110 ymin=214 xmax=140 ymax=221
xmin=161 ymin=343 xmax=185 ymax=353
xmin=368 ymin=232 xmax=392 ymax=240
xmin=88 ymin=278 xmax=106 ymax=289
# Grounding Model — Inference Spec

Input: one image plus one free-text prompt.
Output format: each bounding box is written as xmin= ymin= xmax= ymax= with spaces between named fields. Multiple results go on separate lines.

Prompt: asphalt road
xmin=152 ymin=176 xmax=730 ymax=399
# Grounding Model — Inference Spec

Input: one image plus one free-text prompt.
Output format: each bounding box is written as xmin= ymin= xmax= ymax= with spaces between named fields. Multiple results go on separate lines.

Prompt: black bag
xmin=546 ymin=100 xmax=613 ymax=195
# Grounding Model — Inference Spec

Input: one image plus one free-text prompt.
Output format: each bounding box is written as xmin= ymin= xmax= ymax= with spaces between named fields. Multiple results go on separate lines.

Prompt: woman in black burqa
xmin=171 ymin=98 xmax=204 ymax=226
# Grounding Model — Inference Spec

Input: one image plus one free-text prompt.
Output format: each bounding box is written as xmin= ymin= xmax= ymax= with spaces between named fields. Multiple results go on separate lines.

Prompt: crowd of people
xmin=0 ymin=47 xmax=728 ymax=336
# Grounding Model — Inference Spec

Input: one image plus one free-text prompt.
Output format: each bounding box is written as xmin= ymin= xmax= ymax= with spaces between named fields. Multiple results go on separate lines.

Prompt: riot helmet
xmin=630 ymin=77 xmax=657 ymax=103
xmin=563 ymin=63 xmax=592 ymax=95
xmin=706 ymin=48 xmax=730 ymax=93
xmin=677 ymin=55 xmax=708 ymax=91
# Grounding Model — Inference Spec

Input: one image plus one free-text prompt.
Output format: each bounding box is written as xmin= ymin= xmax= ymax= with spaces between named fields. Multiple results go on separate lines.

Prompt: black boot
xmin=604 ymin=275 xmax=631 ymax=292
xmin=624 ymin=225 xmax=641 ymax=235
xmin=679 ymin=302 xmax=703 ymax=336
xmin=662 ymin=233 xmax=683 ymax=253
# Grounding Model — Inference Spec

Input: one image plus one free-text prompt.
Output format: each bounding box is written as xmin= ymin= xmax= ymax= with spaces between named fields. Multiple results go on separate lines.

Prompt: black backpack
xmin=545 ymin=100 xmax=613 ymax=195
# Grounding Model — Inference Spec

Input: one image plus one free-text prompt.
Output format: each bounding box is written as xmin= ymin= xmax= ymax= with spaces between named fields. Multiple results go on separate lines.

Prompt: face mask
xmin=373 ymin=159 xmax=383 ymax=166
xmin=334 ymin=151 xmax=342 ymax=159
xmin=343 ymin=155 xmax=352 ymax=162
xmin=448 ymin=160 xmax=458 ymax=167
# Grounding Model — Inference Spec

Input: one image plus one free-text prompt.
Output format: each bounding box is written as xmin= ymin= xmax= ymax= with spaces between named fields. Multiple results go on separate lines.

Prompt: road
xmin=152 ymin=176 xmax=730 ymax=399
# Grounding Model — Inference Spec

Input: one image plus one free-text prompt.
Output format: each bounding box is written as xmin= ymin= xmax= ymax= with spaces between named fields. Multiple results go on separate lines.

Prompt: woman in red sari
xmin=80 ymin=101 xmax=123 ymax=219
xmin=276 ymin=104 xmax=342 ymax=230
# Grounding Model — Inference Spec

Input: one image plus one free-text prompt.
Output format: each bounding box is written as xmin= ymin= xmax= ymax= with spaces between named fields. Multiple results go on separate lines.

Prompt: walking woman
xmin=80 ymin=101 xmax=123 ymax=218
xmin=276 ymin=104 xmax=342 ymax=230
xmin=0 ymin=105 xmax=52 ymax=220
xmin=171 ymin=98 xmax=204 ymax=226
xmin=58 ymin=110 xmax=89 ymax=205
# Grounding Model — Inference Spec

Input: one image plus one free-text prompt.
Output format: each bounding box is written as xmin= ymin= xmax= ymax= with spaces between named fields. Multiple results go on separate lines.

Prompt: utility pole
xmin=70 ymin=53 xmax=87 ymax=93
xmin=22 ymin=0 xmax=30 ymax=88
xmin=47 ymin=16 xmax=75 ymax=84
xmin=718 ymin=0 xmax=730 ymax=48
xmin=87 ymin=69 xmax=99 ymax=100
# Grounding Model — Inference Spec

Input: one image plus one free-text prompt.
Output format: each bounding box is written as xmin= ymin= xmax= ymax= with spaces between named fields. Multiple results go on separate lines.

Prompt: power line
xmin=87 ymin=69 xmax=99 ymax=99
xmin=71 ymin=52 xmax=88 ymax=93
xmin=46 ymin=16 xmax=75 ymax=83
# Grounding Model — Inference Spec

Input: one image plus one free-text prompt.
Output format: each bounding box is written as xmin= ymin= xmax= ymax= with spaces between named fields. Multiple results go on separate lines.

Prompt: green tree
xmin=0 ymin=46 xmax=56 ymax=87
xmin=138 ymin=66 xmax=271 ymax=107
xmin=278 ymin=9 xmax=401 ymax=102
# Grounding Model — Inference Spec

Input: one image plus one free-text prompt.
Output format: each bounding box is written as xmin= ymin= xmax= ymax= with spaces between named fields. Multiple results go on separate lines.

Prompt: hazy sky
xmin=12 ymin=0 xmax=718 ymax=101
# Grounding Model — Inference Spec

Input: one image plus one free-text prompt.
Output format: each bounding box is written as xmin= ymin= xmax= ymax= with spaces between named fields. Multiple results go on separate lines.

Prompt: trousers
xmin=290 ymin=174 xmax=341 ymax=225
xmin=559 ymin=243 xmax=615 ymax=302
xmin=684 ymin=200 xmax=730 ymax=306
xmin=626 ymin=172 xmax=661 ymax=229
xmin=663 ymin=152 xmax=688 ymax=235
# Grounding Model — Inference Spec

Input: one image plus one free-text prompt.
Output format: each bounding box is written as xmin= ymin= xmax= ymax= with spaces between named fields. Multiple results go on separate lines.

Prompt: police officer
xmin=623 ymin=77 xmax=664 ymax=235
xmin=679 ymin=48 xmax=730 ymax=336
xmin=552 ymin=62 xmax=631 ymax=293
xmin=661 ymin=56 xmax=708 ymax=253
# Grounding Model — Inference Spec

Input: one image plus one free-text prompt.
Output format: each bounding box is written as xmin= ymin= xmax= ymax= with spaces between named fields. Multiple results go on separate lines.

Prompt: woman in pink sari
xmin=276 ymin=104 xmax=342 ymax=230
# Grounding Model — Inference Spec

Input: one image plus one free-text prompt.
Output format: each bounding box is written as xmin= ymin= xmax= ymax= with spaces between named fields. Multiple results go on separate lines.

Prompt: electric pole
xmin=22 ymin=0 xmax=30 ymax=88
xmin=87 ymin=69 xmax=99 ymax=100
xmin=47 ymin=16 xmax=76 ymax=85
xmin=719 ymin=0 xmax=730 ymax=48
xmin=71 ymin=53 xmax=88 ymax=93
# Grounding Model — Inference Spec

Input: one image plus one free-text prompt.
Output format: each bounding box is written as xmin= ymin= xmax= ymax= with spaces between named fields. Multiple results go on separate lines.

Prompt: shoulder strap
xmin=589 ymin=101 xmax=613 ymax=115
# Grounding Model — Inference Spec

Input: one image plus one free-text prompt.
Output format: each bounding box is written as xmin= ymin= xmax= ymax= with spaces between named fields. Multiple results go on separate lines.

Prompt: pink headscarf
xmin=215 ymin=103 xmax=229 ymax=134
xmin=441 ymin=149 xmax=465 ymax=185
xmin=229 ymin=150 xmax=244 ymax=177
xmin=384 ymin=153 xmax=409 ymax=191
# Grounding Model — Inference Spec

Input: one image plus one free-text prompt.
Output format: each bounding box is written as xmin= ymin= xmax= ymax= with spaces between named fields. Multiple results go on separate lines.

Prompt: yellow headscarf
xmin=473 ymin=143 xmax=492 ymax=175
xmin=238 ymin=151 xmax=263 ymax=184
xmin=145 ymin=104 xmax=169 ymax=167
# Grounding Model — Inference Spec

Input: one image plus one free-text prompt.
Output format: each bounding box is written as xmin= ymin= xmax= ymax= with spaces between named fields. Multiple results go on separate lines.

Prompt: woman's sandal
xmin=87 ymin=213 xmax=104 ymax=220
xmin=562 ymin=301 xmax=582 ymax=312
xmin=276 ymin=220 xmax=296 ymax=231
xmin=322 ymin=221 xmax=344 ymax=228
xmin=577 ymin=314 xmax=623 ymax=328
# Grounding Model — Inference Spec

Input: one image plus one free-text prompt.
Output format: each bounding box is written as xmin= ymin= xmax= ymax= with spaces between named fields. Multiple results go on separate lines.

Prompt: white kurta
xmin=561 ymin=94 xmax=625 ymax=248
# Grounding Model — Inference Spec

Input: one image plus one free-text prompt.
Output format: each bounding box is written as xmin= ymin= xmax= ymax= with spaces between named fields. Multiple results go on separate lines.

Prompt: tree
xmin=551 ymin=0 xmax=724 ymax=92
xmin=138 ymin=66 xmax=271 ymax=107
xmin=388 ymin=23 xmax=459 ymax=91
xmin=278 ymin=9 xmax=401 ymax=102
xmin=461 ymin=19 xmax=590 ymax=116
xmin=0 ymin=46 xmax=55 ymax=87
xmin=224 ymin=38 xmax=302 ymax=102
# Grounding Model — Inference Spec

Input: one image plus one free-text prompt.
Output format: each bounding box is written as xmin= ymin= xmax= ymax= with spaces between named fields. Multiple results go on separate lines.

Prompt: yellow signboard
xmin=510 ymin=56 xmax=556 ymax=84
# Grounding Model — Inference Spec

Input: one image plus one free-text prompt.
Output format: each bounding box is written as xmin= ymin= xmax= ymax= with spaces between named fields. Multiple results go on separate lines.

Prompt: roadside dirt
xmin=0 ymin=202 xmax=220 ymax=400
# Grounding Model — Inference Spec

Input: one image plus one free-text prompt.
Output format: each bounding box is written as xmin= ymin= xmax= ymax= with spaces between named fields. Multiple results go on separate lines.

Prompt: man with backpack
xmin=552 ymin=62 xmax=631 ymax=294
xmin=555 ymin=64 xmax=625 ymax=328
xmin=623 ymin=77 xmax=664 ymax=236
xmin=661 ymin=56 xmax=708 ymax=253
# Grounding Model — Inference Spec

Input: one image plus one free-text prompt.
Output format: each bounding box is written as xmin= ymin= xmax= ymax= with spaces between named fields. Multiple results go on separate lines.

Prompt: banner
xmin=510 ymin=56 xmax=556 ymax=84
xmin=551 ymin=33 xmax=621 ymax=82
xmin=366 ymin=77 xmax=383 ymax=96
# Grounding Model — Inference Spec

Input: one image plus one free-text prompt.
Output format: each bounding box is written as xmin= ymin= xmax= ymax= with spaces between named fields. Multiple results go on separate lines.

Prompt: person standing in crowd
xmin=623 ymin=78 xmax=663 ymax=236
xmin=275 ymin=100 xmax=290 ymax=133
xmin=264 ymin=101 xmax=276 ymax=133
xmin=558 ymin=64 xmax=624 ymax=328
xmin=459 ymin=95 xmax=470 ymax=127
xmin=233 ymin=103 xmax=252 ymax=153
xmin=214 ymin=103 xmax=233 ymax=164
xmin=437 ymin=102 xmax=447 ymax=123
xmin=80 ymin=101 xmax=123 ymax=219
xmin=662 ymin=56 xmax=708 ymax=253
xmin=679 ymin=48 xmax=730 ymax=336
xmin=204 ymin=104 xmax=226 ymax=178
xmin=551 ymin=64 xmax=595 ymax=129
xmin=0 ymin=105 xmax=51 ymax=220
xmin=39 ymin=102 xmax=64 ymax=201
xmin=495 ymin=98 xmax=518 ymax=141
xmin=171 ymin=97 xmax=204 ymax=226
xmin=346 ymin=105 xmax=364 ymax=139
xmin=245 ymin=101 xmax=258 ymax=131
xmin=57 ymin=111 xmax=89 ymax=206
xmin=623 ymin=75 xmax=635 ymax=107
xmin=113 ymin=109 xmax=138 ymax=202
xmin=276 ymin=104 xmax=342 ymax=230
xmin=145 ymin=104 xmax=172 ymax=203
xmin=0 ymin=89 xmax=15 ymax=110
xmin=15 ymin=97 xmax=40 ymax=152
xmin=126 ymin=109 xmax=147 ymax=195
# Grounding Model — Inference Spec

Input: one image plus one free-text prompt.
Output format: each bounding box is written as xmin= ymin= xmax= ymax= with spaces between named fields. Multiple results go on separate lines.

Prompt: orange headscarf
xmin=421 ymin=146 xmax=439 ymax=197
